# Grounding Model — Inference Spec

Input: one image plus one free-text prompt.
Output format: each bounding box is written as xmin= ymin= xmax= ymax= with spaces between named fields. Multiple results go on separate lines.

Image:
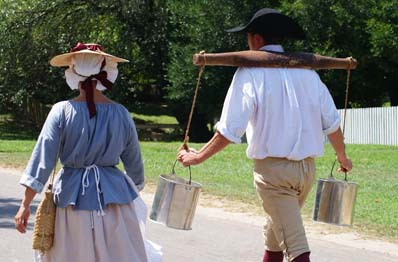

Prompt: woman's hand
xmin=15 ymin=204 xmax=30 ymax=233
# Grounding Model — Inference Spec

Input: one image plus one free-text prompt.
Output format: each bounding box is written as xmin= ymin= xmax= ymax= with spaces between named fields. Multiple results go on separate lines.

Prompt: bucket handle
xmin=172 ymin=160 xmax=192 ymax=185
xmin=329 ymin=159 xmax=348 ymax=181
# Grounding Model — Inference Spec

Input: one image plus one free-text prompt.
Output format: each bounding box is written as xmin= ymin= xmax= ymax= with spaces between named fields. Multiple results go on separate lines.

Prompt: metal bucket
xmin=313 ymin=176 xmax=358 ymax=226
xmin=150 ymin=162 xmax=202 ymax=230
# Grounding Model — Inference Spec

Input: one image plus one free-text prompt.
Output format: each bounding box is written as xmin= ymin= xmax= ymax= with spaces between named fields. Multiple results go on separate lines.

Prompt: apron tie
xmin=81 ymin=164 xmax=106 ymax=216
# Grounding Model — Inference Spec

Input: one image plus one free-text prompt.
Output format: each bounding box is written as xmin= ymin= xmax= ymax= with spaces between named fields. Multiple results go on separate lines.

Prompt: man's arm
xmin=177 ymin=131 xmax=231 ymax=166
xmin=327 ymin=127 xmax=353 ymax=172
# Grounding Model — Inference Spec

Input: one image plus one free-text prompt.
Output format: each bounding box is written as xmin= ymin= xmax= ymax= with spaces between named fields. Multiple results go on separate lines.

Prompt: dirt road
xmin=1 ymin=168 xmax=397 ymax=262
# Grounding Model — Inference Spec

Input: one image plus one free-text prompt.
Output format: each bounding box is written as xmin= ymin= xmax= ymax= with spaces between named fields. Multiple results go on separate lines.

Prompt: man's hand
xmin=337 ymin=155 xmax=353 ymax=173
xmin=177 ymin=149 xmax=201 ymax=167
xmin=177 ymin=132 xmax=231 ymax=167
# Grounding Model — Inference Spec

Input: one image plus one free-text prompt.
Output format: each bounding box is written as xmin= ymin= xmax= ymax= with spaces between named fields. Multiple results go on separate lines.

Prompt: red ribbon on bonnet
xmin=71 ymin=42 xmax=104 ymax=52
xmin=71 ymin=43 xmax=112 ymax=118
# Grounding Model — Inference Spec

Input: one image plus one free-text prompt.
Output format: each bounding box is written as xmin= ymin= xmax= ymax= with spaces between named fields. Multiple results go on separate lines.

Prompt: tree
xmin=1 ymin=0 xmax=396 ymax=139
xmin=0 ymin=0 xmax=170 ymax=126
xmin=165 ymin=0 xmax=398 ymax=142
xmin=165 ymin=0 xmax=279 ymax=141
xmin=283 ymin=0 xmax=398 ymax=107
xmin=366 ymin=0 xmax=398 ymax=105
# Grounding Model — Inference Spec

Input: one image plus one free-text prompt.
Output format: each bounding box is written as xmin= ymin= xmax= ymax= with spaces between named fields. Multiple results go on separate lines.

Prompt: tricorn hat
xmin=50 ymin=42 xmax=129 ymax=67
xmin=226 ymin=8 xmax=306 ymax=40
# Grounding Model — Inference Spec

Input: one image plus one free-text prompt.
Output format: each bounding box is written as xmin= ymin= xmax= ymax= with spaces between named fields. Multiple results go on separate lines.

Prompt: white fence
xmin=337 ymin=106 xmax=398 ymax=146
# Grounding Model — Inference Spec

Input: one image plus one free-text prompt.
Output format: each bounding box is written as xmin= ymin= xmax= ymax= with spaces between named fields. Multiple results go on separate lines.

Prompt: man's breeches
xmin=253 ymin=157 xmax=315 ymax=261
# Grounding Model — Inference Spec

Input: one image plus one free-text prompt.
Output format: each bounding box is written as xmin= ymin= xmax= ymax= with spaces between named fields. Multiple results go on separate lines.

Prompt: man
xmin=178 ymin=8 xmax=352 ymax=262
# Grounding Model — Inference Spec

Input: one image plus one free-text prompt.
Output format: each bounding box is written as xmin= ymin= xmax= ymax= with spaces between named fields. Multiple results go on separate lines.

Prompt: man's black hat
xmin=226 ymin=8 xmax=306 ymax=40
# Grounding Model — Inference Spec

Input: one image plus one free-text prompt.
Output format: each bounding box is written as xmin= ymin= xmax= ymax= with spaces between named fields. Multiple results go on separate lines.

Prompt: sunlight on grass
xmin=0 ymin=139 xmax=397 ymax=241
xmin=131 ymin=113 xmax=178 ymax=125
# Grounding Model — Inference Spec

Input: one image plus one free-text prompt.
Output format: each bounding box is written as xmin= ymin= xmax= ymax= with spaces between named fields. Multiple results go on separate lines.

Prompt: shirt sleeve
xmin=20 ymin=102 xmax=64 ymax=193
xmin=319 ymin=80 xmax=341 ymax=135
xmin=120 ymin=109 xmax=145 ymax=191
xmin=215 ymin=68 xmax=256 ymax=143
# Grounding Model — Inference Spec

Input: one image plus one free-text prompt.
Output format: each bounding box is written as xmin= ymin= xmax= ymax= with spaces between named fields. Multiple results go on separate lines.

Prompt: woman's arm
xmin=15 ymin=187 xmax=36 ymax=233
xmin=120 ymin=110 xmax=145 ymax=190
xmin=16 ymin=102 xmax=64 ymax=233
xmin=20 ymin=102 xmax=64 ymax=193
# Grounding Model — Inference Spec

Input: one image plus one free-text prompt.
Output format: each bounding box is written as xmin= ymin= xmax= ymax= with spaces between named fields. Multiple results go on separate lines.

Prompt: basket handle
xmin=172 ymin=160 xmax=192 ymax=185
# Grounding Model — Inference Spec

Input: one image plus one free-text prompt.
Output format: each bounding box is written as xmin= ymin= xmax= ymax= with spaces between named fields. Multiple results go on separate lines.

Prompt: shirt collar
xmin=259 ymin=45 xmax=284 ymax=52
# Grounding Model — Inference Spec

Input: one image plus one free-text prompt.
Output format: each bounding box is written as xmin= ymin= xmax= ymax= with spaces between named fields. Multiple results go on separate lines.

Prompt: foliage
xmin=165 ymin=0 xmax=398 ymax=141
xmin=0 ymin=0 xmax=397 ymax=141
xmin=0 ymin=0 xmax=170 ymax=120
xmin=165 ymin=0 xmax=278 ymax=141
xmin=167 ymin=0 xmax=276 ymax=141
xmin=282 ymin=0 xmax=398 ymax=107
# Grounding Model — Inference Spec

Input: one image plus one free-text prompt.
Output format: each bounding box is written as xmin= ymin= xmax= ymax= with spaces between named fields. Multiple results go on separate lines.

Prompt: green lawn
xmin=1 ymin=139 xmax=397 ymax=241
xmin=129 ymin=103 xmax=179 ymax=125
xmin=131 ymin=112 xmax=178 ymax=125
xmin=1 ymin=111 xmax=397 ymax=241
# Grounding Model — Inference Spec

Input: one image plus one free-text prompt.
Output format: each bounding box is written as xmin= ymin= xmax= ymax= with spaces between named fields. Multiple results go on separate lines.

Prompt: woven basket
xmin=32 ymin=191 xmax=56 ymax=253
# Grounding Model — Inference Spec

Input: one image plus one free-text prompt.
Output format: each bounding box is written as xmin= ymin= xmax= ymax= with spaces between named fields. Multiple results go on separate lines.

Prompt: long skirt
xmin=34 ymin=176 xmax=162 ymax=262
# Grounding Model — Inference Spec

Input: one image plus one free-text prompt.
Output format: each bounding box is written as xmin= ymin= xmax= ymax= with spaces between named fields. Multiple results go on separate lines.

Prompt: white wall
xmin=337 ymin=106 xmax=398 ymax=146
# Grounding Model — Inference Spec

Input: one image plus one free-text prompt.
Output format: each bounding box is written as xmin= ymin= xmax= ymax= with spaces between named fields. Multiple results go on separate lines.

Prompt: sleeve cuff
xmin=19 ymin=174 xmax=44 ymax=193
xmin=323 ymin=118 xmax=341 ymax=135
xmin=215 ymin=122 xmax=242 ymax=144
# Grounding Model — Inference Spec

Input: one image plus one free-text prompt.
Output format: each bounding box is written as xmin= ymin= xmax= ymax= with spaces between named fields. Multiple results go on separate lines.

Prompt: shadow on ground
xmin=0 ymin=198 xmax=39 ymax=229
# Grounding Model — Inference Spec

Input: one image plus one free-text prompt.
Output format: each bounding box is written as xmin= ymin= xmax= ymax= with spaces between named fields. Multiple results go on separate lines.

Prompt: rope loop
xmin=200 ymin=50 xmax=207 ymax=66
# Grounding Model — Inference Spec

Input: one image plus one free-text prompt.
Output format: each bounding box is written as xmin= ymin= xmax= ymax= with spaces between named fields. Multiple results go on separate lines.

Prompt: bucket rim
xmin=317 ymin=178 xmax=358 ymax=186
xmin=159 ymin=173 xmax=202 ymax=188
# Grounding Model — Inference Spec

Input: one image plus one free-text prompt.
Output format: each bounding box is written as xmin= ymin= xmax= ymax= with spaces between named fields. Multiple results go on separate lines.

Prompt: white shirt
xmin=215 ymin=45 xmax=340 ymax=160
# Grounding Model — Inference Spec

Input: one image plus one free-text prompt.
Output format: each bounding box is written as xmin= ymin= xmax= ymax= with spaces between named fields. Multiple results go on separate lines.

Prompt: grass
xmin=129 ymin=103 xmax=178 ymax=125
xmin=127 ymin=104 xmax=182 ymax=141
xmin=1 ymin=138 xmax=397 ymax=241
xmin=0 ymin=114 xmax=39 ymax=140
xmin=1 ymin=112 xmax=397 ymax=241
xmin=131 ymin=112 xmax=178 ymax=125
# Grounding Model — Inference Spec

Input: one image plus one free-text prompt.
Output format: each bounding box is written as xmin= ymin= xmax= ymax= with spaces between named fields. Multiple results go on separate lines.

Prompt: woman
xmin=14 ymin=43 xmax=162 ymax=262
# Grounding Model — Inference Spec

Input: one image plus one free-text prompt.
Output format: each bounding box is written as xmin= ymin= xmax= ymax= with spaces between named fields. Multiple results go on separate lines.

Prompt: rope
xmin=175 ymin=51 xmax=206 ymax=185
xmin=342 ymin=57 xmax=353 ymax=134
xmin=181 ymin=51 xmax=206 ymax=150
xmin=330 ymin=57 xmax=353 ymax=180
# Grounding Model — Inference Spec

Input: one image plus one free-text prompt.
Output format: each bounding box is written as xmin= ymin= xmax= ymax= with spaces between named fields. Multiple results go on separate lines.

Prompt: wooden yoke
xmin=193 ymin=50 xmax=357 ymax=70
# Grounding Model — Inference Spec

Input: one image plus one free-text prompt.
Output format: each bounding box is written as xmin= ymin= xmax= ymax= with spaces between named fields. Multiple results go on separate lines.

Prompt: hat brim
xmin=225 ymin=13 xmax=306 ymax=40
xmin=50 ymin=49 xmax=129 ymax=67
xmin=225 ymin=26 xmax=247 ymax=33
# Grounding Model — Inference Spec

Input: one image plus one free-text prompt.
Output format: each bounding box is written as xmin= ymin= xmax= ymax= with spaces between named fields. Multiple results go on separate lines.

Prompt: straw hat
xmin=50 ymin=42 xmax=129 ymax=67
